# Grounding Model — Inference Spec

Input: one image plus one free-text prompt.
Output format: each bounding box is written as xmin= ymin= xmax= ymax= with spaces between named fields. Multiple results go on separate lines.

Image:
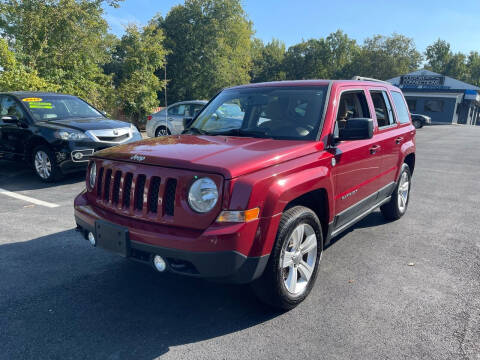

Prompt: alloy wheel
xmin=397 ymin=171 xmax=410 ymax=212
xmin=281 ymin=223 xmax=318 ymax=296
xmin=34 ymin=150 xmax=52 ymax=180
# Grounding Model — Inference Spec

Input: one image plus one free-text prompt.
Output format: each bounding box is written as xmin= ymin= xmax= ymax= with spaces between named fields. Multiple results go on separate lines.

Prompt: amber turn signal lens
xmin=216 ymin=207 xmax=260 ymax=223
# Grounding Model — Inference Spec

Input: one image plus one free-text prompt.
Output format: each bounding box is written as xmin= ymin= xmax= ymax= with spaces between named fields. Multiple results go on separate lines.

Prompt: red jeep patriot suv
xmin=74 ymin=78 xmax=415 ymax=309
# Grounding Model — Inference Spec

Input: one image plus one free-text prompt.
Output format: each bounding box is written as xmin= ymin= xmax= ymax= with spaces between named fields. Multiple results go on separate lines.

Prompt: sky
xmin=104 ymin=0 xmax=480 ymax=54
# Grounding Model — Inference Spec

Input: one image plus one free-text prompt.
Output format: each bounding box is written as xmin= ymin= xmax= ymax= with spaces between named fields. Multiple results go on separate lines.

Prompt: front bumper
xmin=74 ymin=195 xmax=269 ymax=284
xmin=53 ymin=134 xmax=143 ymax=174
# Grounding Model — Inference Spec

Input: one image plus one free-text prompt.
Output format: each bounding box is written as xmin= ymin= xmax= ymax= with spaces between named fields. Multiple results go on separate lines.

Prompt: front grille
xmin=123 ymin=173 xmax=133 ymax=209
xmin=147 ymin=176 xmax=161 ymax=213
xmin=164 ymin=179 xmax=177 ymax=216
xmin=95 ymin=167 xmax=177 ymax=218
xmin=97 ymin=134 xmax=130 ymax=142
xmin=112 ymin=171 xmax=121 ymax=205
xmin=134 ymin=175 xmax=146 ymax=211
xmin=103 ymin=169 xmax=112 ymax=202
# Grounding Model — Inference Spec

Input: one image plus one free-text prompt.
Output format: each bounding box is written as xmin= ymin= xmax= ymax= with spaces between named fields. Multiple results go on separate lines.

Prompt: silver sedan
xmin=146 ymin=100 xmax=207 ymax=137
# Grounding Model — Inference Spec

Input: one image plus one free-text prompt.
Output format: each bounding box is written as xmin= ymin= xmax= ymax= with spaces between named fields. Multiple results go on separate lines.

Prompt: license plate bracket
xmin=95 ymin=220 xmax=130 ymax=257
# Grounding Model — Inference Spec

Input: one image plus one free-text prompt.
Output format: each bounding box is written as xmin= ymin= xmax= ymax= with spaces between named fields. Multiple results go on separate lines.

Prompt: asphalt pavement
xmin=0 ymin=125 xmax=479 ymax=360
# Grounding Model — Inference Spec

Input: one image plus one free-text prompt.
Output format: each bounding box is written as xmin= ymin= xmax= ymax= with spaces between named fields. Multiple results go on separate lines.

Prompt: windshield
xmin=187 ymin=86 xmax=328 ymax=140
xmin=21 ymin=96 xmax=103 ymax=122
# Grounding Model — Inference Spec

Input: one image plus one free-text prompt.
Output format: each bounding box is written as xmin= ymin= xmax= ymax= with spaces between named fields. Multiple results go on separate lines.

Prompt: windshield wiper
xmin=183 ymin=127 xmax=210 ymax=135
xmin=210 ymin=128 xmax=272 ymax=138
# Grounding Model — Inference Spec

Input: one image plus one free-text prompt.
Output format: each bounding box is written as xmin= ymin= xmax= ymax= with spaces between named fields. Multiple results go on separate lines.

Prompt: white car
xmin=146 ymin=100 xmax=207 ymax=137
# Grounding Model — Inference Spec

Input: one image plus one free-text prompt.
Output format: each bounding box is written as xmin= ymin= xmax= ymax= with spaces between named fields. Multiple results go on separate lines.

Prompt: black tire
xmin=413 ymin=119 xmax=423 ymax=129
xmin=380 ymin=163 xmax=411 ymax=221
xmin=32 ymin=145 xmax=63 ymax=182
xmin=155 ymin=126 xmax=171 ymax=137
xmin=251 ymin=206 xmax=323 ymax=310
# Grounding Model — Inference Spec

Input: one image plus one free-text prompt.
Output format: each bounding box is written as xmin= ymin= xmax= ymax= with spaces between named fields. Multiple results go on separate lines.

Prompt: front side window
xmin=22 ymin=96 xmax=102 ymax=121
xmin=391 ymin=91 xmax=411 ymax=124
xmin=190 ymin=86 xmax=328 ymax=140
xmin=370 ymin=90 xmax=395 ymax=128
xmin=0 ymin=96 xmax=26 ymax=120
xmin=336 ymin=91 xmax=370 ymax=130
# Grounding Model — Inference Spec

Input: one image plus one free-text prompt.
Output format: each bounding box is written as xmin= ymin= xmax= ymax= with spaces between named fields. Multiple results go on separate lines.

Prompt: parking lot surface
xmin=1 ymin=125 xmax=479 ymax=360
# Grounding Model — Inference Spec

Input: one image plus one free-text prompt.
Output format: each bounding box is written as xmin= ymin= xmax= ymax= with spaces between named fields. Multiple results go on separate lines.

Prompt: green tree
xmin=348 ymin=33 xmax=422 ymax=80
xmin=0 ymin=0 xmax=122 ymax=109
xmin=0 ymin=38 xmax=58 ymax=91
xmin=110 ymin=21 xmax=167 ymax=124
xmin=467 ymin=51 xmax=480 ymax=86
xmin=425 ymin=39 xmax=452 ymax=74
xmin=283 ymin=39 xmax=331 ymax=80
xmin=282 ymin=31 xmax=358 ymax=80
xmin=159 ymin=0 xmax=253 ymax=103
xmin=250 ymin=38 xmax=286 ymax=83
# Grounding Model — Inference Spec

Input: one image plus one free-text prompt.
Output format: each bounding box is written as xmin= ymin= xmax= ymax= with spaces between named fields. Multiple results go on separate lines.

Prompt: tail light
xmin=147 ymin=115 xmax=153 ymax=121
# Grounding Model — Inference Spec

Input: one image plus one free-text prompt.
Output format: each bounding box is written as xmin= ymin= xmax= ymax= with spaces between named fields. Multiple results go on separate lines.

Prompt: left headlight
xmin=88 ymin=161 xmax=96 ymax=190
xmin=55 ymin=129 xmax=88 ymax=140
xmin=188 ymin=177 xmax=218 ymax=213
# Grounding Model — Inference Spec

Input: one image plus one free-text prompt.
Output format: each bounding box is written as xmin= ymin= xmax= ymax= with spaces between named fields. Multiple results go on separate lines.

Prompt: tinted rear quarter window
xmin=391 ymin=91 xmax=411 ymax=124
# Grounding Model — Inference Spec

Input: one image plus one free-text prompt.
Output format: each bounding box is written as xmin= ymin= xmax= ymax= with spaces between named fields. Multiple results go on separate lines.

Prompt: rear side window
xmin=391 ymin=91 xmax=411 ymax=124
xmin=370 ymin=91 xmax=395 ymax=128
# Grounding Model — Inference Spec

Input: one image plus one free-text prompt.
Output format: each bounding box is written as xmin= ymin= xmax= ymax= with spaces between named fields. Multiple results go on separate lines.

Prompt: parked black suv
xmin=0 ymin=92 xmax=142 ymax=181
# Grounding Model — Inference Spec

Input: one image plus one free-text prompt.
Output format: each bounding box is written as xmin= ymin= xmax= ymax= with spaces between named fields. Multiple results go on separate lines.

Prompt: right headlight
xmin=188 ymin=177 xmax=218 ymax=213
xmin=88 ymin=161 xmax=96 ymax=190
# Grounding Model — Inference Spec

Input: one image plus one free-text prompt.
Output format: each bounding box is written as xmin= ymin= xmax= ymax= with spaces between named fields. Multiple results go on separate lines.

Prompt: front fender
xmin=227 ymin=153 xmax=333 ymax=256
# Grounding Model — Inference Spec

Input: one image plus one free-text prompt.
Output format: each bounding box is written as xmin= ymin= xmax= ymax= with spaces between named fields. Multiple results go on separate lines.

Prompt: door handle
xmin=369 ymin=145 xmax=381 ymax=154
xmin=395 ymin=137 xmax=404 ymax=144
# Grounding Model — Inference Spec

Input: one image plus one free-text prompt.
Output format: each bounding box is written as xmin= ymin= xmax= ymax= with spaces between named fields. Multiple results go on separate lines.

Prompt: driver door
xmin=0 ymin=95 xmax=30 ymax=156
xmin=331 ymin=88 xmax=383 ymax=230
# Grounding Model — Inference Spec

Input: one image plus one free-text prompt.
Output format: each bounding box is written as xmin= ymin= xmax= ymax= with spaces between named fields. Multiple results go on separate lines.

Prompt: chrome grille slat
xmin=95 ymin=166 xmax=178 ymax=219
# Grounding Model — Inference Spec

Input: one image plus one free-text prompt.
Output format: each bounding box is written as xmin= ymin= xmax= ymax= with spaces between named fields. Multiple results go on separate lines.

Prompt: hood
xmin=37 ymin=117 xmax=130 ymax=132
xmin=94 ymin=135 xmax=324 ymax=179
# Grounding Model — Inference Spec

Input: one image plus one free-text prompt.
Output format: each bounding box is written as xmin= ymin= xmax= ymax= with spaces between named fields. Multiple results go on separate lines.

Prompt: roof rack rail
xmin=351 ymin=76 xmax=391 ymax=85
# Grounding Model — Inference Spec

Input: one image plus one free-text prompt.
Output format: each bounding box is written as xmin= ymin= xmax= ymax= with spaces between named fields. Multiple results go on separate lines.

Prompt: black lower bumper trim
xmin=75 ymin=216 xmax=269 ymax=284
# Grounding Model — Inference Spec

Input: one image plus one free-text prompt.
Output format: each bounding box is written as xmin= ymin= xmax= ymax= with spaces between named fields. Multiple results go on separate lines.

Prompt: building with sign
xmin=387 ymin=70 xmax=480 ymax=125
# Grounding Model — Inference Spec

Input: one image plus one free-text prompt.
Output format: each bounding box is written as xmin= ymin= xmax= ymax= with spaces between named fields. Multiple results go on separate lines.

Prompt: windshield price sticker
xmin=22 ymin=97 xmax=43 ymax=102
xmin=28 ymin=102 xmax=53 ymax=109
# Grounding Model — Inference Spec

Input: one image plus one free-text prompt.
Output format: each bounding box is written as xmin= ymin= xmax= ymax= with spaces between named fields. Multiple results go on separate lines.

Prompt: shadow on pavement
xmin=0 ymin=160 xmax=85 ymax=191
xmin=0 ymin=229 xmax=278 ymax=359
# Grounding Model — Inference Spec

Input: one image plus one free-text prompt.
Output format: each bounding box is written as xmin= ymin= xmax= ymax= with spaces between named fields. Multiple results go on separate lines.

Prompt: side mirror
xmin=1 ymin=115 xmax=19 ymax=124
xmin=183 ymin=117 xmax=194 ymax=129
xmin=337 ymin=118 xmax=374 ymax=141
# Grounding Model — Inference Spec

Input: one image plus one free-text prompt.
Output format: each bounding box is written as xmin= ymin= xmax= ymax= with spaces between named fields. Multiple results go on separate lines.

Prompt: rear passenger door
xmin=331 ymin=88 xmax=384 ymax=230
xmin=368 ymin=89 xmax=399 ymax=188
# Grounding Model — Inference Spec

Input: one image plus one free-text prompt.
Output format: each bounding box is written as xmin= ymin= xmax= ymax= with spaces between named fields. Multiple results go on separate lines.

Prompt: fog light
xmin=73 ymin=152 xmax=83 ymax=160
xmin=153 ymin=255 xmax=167 ymax=272
xmin=88 ymin=232 xmax=96 ymax=246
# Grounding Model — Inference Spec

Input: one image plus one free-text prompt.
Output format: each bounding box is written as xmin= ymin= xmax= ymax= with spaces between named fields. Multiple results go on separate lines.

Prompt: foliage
xmin=109 ymin=21 xmax=167 ymax=123
xmin=0 ymin=0 xmax=122 ymax=109
xmin=347 ymin=34 xmax=423 ymax=80
xmin=159 ymin=0 xmax=253 ymax=103
xmin=0 ymin=38 xmax=58 ymax=91
xmin=250 ymin=38 xmax=286 ymax=83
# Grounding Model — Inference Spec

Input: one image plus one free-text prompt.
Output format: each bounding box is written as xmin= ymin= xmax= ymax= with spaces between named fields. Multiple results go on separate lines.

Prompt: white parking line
xmin=0 ymin=188 xmax=60 ymax=208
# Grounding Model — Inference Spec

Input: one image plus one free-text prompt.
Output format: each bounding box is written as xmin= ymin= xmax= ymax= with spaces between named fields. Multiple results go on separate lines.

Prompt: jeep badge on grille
xmin=130 ymin=154 xmax=146 ymax=161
